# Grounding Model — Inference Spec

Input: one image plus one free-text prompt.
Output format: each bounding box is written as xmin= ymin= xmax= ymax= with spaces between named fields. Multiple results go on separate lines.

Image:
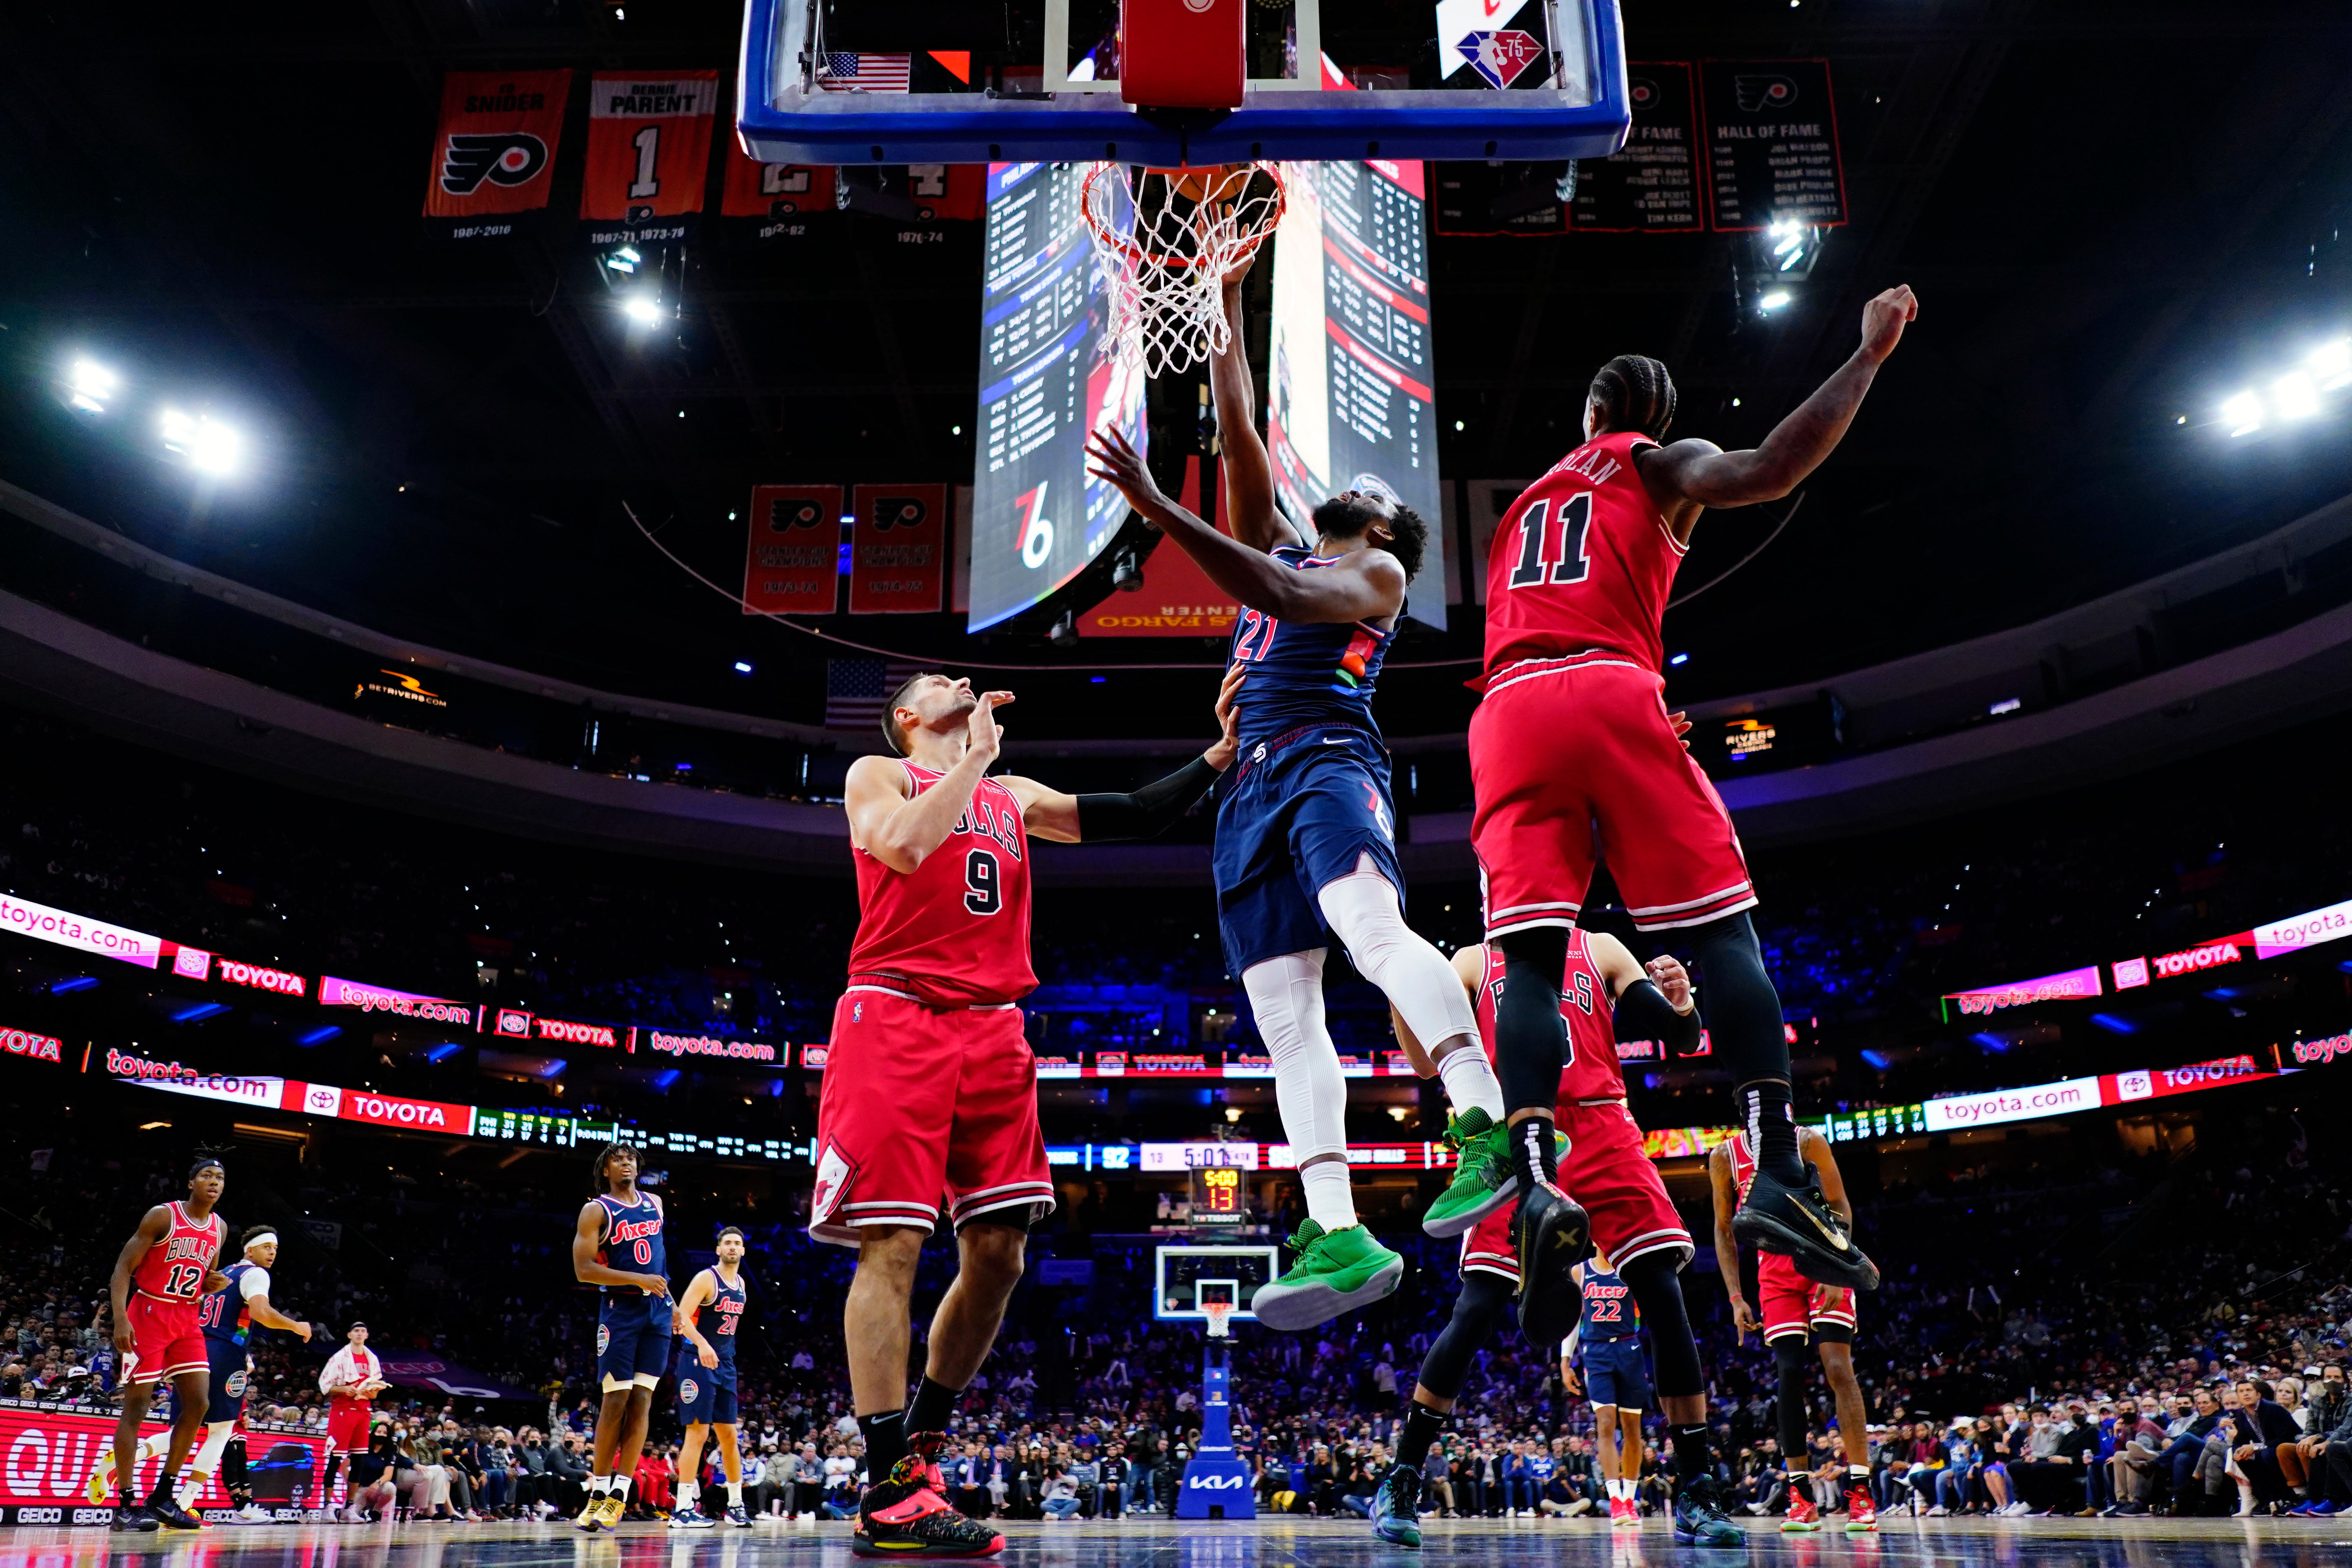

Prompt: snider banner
xmin=423 ymin=71 xmax=573 ymax=237
xmin=848 ymin=484 xmax=947 ymax=614
xmin=581 ymin=71 xmax=719 ymax=242
xmin=742 ymin=485 xmax=843 ymax=615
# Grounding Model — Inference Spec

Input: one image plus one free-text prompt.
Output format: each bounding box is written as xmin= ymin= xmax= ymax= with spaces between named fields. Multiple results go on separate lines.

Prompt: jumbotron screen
xmin=966 ymin=161 xmax=1148 ymax=632
xmin=1267 ymin=159 xmax=1446 ymax=629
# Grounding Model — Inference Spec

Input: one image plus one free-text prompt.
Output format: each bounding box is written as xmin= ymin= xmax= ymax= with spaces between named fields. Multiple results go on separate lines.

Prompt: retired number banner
xmin=423 ymin=71 xmax=572 ymax=239
xmin=581 ymin=70 xmax=719 ymax=246
xmin=848 ymin=485 xmax=947 ymax=614
xmin=719 ymin=139 xmax=834 ymax=244
xmin=743 ymin=485 xmax=843 ymax=614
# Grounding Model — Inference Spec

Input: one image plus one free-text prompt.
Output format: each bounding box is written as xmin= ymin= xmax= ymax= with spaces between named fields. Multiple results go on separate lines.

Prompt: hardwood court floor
xmin=5 ymin=1512 xmax=2348 ymax=1568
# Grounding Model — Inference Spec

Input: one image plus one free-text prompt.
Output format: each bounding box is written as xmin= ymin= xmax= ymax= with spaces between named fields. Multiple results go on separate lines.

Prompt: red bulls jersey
xmin=1482 ymin=431 xmax=1682 ymax=682
xmin=846 ymin=764 xmax=1037 ymax=1007
xmin=1471 ymin=929 xmax=1626 ymax=1104
xmin=1726 ymin=1131 xmax=1759 ymax=1204
xmin=131 ymin=1202 xmax=224 ymax=1303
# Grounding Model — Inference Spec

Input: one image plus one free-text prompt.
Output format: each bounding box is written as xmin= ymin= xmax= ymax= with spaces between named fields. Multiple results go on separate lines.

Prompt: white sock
xmin=1243 ymin=949 xmax=1355 ymax=1229
xmin=677 ymin=1481 xmax=698 ymax=1507
xmin=1317 ymin=860 xmax=1486 ymax=1088
xmin=611 ymin=1475 xmax=633 ymax=1500
xmin=1434 ymin=1043 xmax=1506 ymax=1121
xmin=726 ymin=1483 xmax=743 ymax=1507
xmin=1300 ymin=1159 xmax=1357 ymax=1231
xmin=591 ymin=1475 xmax=612 ymax=1495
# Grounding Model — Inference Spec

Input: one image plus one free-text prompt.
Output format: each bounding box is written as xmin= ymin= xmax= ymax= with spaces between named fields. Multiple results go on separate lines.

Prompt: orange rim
xmin=1080 ymin=161 xmax=1287 ymax=271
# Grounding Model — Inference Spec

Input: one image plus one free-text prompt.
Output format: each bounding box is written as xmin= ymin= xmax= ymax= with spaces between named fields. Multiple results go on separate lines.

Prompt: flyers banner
xmin=719 ymin=139 xmax=834 ymax=243
xmin=848 ymin=484 xmax=947 ymax=614
xmin=580 ymin=70 xmax=720 ymax=246
xmin=838 ymin=164 xmax=987 ymax=224
xmin=1698 ymin=59 xmax=1847 ymax=231
xmin=1080 ymin=458 xmax=1242 ymax=636
xmin=743 ymin=485 xmax=843 ymax=614
xmin=1572 ymin=63 xmax=1703 ymax=232
xmin=423 ymin=70 xmax=573 ymax=239
xmin=0 ymin=1406 xmax=329 ymax=1524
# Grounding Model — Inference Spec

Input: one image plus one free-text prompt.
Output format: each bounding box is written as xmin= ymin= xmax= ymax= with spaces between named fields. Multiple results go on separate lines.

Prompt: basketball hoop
xmin=1082 ymin=162 xmax=1285 ymax=379
xmin=1202 ymin=1302 xmax=1235 ymax=1340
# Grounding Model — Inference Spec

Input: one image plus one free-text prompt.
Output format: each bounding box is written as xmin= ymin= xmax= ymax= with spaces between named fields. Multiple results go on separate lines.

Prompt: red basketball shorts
xmin=1757 ymin=1252 xmax=1858 ymax=1343
xmin=124 ymin=1293 xmax=207 ymax=1386
xmin=1458 ymin=1100 xmax=1692 ymax=1283
xmin=809 ymin=984 xmax=1055 ymax=1247
xmin=1470 ymin=653 xmax=1757 ymax=936
xmin=327 ymin=1399 xmax=374 ymax=1453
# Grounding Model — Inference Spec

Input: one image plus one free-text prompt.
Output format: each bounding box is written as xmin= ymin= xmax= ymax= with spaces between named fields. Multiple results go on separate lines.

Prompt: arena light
xmin=622 ymin=294 xmax=663 ymax=328
xmin=2220 ymin=390 xmax=2264 ymax=437
xmin=2314 ymin=338 xmax=2352 ymax=391
xmin=732 ymin=660 xmax=754 ymax=674
xmin=2273 ymin=370 xmax=2323 ymax=421
xmin=66 ymin=358 xmax=118 ymax=414
xmin=158 ymin=408 xmax=243 ymax=475
xmin=1758 ymin=290 xmax=1793 ymax=313
xmin=1767 ymin=215 xmax=1808 ymax=271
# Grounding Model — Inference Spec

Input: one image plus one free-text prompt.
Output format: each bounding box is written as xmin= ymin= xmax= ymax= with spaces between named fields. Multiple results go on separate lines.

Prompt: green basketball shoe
xmin=1250 ymin=1219 xmax=1405 ymax=1331
xmin=1421 ymin=1107 xmax=1514 ymax=1238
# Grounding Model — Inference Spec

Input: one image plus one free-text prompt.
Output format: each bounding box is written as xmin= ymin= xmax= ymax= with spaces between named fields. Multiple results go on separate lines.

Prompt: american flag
xmin=816 ymin=52 xmax=912 ymax=93
xmin=826 ymin=658 xmax=928 ymax=731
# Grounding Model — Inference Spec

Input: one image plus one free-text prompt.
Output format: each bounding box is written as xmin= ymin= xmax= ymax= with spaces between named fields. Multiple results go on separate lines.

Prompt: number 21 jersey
xmin=1481 ymin=430 xmax=1682 ymax=682
xmin=846 ymin=762 xmax=1037 ymax=1008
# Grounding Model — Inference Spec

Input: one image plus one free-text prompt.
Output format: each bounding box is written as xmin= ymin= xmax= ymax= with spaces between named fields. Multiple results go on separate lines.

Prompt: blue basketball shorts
xmin=1213 ymin=723 xmax=1406 ymax=975
xmin=201 ymin=1336 xmax=250 ymax=1424
xmin=1583 ymin=1338 xmax=1651 ymax=1410
xmin=675 ymin=1358 xmax=740 ymax=1427
xmin=596 ymin=1294 xmax=674 ymax=1388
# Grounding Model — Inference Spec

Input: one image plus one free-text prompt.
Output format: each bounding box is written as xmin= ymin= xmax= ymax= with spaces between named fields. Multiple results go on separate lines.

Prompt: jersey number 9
xmin=964 ymin=849 xmax=1001 ymax=915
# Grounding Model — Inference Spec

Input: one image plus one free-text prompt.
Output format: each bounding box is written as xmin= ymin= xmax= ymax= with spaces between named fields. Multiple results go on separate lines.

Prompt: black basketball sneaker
xmin=148 ymin=1485 xmax=205 ymax=1531
xmin=851 ymin=1432 xmax=1004 ymax=1558
xmin=111 ymin=1504 xmax=159 ymax=1533
xmin=1511 ymin=1175 xmax=1593 ymax=1350
xmin=1732 ymin=1162 xmax=1879 ymax=1292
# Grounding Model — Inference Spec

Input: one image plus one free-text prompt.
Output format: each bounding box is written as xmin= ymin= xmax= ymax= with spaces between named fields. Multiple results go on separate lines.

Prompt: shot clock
xmin=1189 ymin=1161 xmax=1251 ymax=1229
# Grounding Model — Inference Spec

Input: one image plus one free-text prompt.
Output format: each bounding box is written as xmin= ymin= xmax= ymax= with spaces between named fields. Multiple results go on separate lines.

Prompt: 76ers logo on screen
xmin=441 ymin=134 xmax=550 ymax=195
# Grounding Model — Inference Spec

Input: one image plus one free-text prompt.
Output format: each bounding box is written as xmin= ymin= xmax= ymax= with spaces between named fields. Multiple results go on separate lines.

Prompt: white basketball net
xmin=1203 ymin=1302 xmax=1235 ymax=1339
xmin=1082 ymin=162 xmax=1286 ymax=379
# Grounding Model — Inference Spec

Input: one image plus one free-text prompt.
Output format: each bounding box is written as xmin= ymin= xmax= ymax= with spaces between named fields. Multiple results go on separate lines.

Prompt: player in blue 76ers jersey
xmin=669 ymin=1226 xmax=753 ymax=1529
xmin=1088 ymin=268 xmax=1512 ymax=1331
xmin=570 ymin=1141 xmax=671 ymax=1532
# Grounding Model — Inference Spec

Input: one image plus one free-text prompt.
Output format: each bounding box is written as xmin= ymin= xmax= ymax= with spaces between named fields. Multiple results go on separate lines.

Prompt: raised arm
xmin=108 ymin=1205 xmax=171 ymax=1354
xmin=1708 ymin=1144 xmax=1759 ymax=1341
xmin=1587 ymin=932 xmax=1703 ymax=1057
xmin=1085 ymin=426 xmax=1404 ymax=625
xmin=1007 ymin=667 xmax=1242 ymax=842
xmin=1210 ymin=280 xmax=1304 ymax=553
xmin=1637 ymin=285 xmax=1917 ymax=523
xmin=844 ymin=693 xmax=1009 ymax=873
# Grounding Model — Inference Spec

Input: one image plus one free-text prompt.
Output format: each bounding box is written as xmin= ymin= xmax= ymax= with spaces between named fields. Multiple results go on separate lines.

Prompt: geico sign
xmin=216 ymin=960 xmax=308 ymax=996
xmin=2150 ymin=942 xmax=2241 ymax=978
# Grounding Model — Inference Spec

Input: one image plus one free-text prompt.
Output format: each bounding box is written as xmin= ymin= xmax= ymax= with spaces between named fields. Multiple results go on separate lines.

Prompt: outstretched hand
xmin=968 ymin=690 xmax=1014 ymax=765
xmin=1206 ymin=665 xmax=1246 ymax=771
xmin=1858 ymin=285 xmax=1918 ymax=365
xmin=1085 ymin=427 xmax=1169 ymax=525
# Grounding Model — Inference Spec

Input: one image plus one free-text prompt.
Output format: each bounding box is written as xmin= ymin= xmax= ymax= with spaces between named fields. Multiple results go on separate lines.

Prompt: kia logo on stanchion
xmin=1187 ymin=1473 xmax=1248 ymax=1489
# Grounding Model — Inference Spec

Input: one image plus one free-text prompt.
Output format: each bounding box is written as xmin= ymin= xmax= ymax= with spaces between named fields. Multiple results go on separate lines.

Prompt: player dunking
xmin=669 ymin=1225 xmax=753 ymax=1529
xmin=1376 ymin=928 xmax=1741 ymax=1547
xmin=1562 ymin=1253 xmax=1651 ymax=1529
xmin=1474 ymin=289 xmax=1919 ymax=1345
xmin=1712 ymin=1127 xmax=1875 ymax=1531
xmin=103 ymin=1154 xmax=229 ymax=1532
xmin=821 ymin=670 xmax=1240 ymax=1557
xmin=571 ymin=1140 xmax=673 ymax=1532
xmin=1086 ymin=275 xmax=1517 ymax=1331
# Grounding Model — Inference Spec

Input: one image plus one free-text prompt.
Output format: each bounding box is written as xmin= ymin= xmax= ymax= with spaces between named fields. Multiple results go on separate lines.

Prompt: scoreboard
xmin=1189 ymin=1163 xmax=1250 ymax=1228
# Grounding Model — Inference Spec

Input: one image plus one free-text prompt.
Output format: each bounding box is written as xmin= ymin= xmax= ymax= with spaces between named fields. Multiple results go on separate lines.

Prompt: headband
xmin=243 ymin=1231 xmax=279 ymax=1254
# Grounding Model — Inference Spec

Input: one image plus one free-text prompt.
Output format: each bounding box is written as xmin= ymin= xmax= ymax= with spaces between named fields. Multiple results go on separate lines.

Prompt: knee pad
xmin=1243 ymin=951 xmax=1346 ymax=1160
xmin=1316 ymin=866 xmax=1478 ymax=1052
xmin=1617 ymin=1253 xmax=1704 ymax=1400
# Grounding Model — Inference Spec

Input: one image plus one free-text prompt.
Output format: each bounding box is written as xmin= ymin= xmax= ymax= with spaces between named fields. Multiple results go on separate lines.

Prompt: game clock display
xmin=1189 ymin=1164 xmax=1250 ymax=1227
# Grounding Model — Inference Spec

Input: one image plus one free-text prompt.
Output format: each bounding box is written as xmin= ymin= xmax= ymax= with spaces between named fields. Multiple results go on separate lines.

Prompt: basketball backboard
xmin=1153 ymin=1244 xmax=1278 ymax=1322
xmin=737 ymin=0 xmax=1630 ymax=166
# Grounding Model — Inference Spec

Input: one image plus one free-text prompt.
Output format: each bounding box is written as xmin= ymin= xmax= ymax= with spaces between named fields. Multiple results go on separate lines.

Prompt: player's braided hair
xmin=188 ymin=1149 xmax=227 ymax=1182
xmin=881 ymin=672 xmax=939 ymax=757
xmin=589 ymin=1138 xmax=639 ymax=1192
xmin=1589 ymin=354 xmax=1678 ymax=440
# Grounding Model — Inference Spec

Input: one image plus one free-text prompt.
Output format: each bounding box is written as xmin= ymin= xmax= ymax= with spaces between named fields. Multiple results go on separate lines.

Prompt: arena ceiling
xmin=2 ymin=0 xmax=2350 ymax=744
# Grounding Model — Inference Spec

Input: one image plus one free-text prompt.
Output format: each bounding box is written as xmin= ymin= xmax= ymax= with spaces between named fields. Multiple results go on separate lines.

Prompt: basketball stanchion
xmin=1174 ymin=1295 xmax=1255 ymax=1519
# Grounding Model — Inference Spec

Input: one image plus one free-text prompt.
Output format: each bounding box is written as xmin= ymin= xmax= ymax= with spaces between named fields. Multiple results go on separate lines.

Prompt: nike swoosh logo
xmin=1323 ymin=736 xmax=1348 ymax=744
xmin=1796 ymin=1203 xmax=1852 ymax=1251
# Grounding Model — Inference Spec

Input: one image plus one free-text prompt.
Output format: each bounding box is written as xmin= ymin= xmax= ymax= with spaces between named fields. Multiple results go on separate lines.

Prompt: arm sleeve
xmin=240 ymin=1267 xmax=271 ymax=1301
xmin=1073 ymin=755 xmax=1222 ymax=843
xmin=1612 ymin=978 xmax=1703 ymax=1056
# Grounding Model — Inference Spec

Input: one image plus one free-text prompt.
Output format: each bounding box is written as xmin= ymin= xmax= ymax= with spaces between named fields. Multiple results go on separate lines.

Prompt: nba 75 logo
xmin=441 ymin=134 xmax=550 ymax=195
